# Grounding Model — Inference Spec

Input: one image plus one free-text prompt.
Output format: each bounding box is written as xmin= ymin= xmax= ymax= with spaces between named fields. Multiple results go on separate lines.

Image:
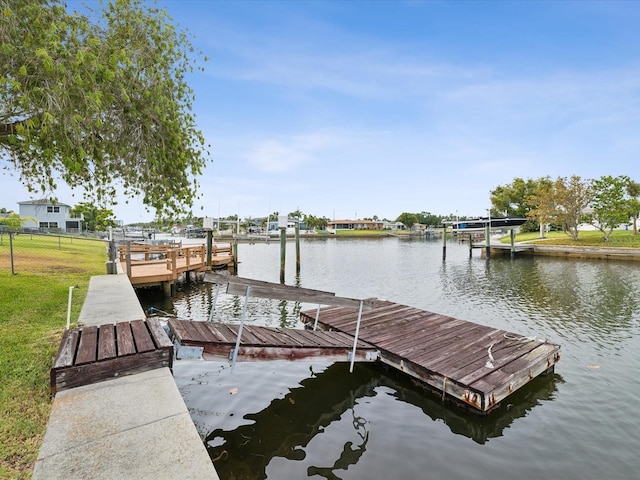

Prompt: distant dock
xmin=118 ymin=242 xmax=235 ymax=295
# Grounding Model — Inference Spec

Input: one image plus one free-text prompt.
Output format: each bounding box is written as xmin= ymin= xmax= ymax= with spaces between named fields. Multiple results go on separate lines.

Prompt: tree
xmin=587 ymin=175 xmax=630 ymax=242
xmin=396 ymin=212 xmax=417 ymax=230
xmin=626 ymin=179 xmax=640 ymax=235
xmin=288 ymin=209 xmax=303 ymax=219
xmin=415 ymin=211 xmax=442 ymax=227
xmin=1 ymin=0 xmax=209 ymax=216
xmin=490 ymin=177 xmax=552 ymax=232
xmin=69 ymin=202 xmax=116 ymax=231
xmin=528 ymin=175 xmax=591 ymax=241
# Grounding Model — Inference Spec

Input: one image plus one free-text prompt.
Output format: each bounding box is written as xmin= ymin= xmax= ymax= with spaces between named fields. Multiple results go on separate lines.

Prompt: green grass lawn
xmin=508 ymin=229 xmax=640 ymax=247
xmin=0 ymin=234 xmax=106 ymax=479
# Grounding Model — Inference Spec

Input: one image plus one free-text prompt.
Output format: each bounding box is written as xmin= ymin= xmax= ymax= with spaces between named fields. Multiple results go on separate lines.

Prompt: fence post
xmin=9 ymin=232 xmax=15 ymax=275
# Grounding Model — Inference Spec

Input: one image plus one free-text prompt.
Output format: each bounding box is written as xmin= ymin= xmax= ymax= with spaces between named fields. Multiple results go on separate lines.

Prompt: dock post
xmin=442 ymin=225 xmax=447 ymax=260
xmin=468 ymin=234 xmax=473 ymax=258
xmin=232 ymin=240 xmax=238 ymax=273
xmin=510 ymin=229 xmax=515 ymax=259
xmin=126 ymin=242 xmax=132 ymax=278
xmin=206 ymin=230 xmax=213 ymax=267
xmin=295 ymin=221 xmax=301 ymax=275
xmin=280 ymin=227 xmax=286 ymax=284
xmin=485 ymin=223 xmax=491 ymax=259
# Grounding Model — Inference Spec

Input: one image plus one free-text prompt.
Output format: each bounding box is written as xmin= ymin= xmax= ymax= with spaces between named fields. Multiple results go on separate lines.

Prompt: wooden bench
xmin=50 ymin=318 xmax=173 ymax=395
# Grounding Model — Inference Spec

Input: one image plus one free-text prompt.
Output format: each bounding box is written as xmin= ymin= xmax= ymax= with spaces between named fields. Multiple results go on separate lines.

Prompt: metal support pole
xmin=349 ymin=300 xmax=364 ymax=373
xmin=231 ymin=286 xmax=251 ymax=371
xmin=208 ymin=284 xmax=221 ymax=322
xmin=66 ymin=286 xmax=77 ymax=330
xmin=313 ymin=304 xmax=321 ymax=331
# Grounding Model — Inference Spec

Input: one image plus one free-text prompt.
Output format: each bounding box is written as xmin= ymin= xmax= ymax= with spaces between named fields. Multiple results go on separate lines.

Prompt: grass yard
xmin=511 ymin=229 xmax=640 ymax=247
xmin=0 ymin=234 xmax=106 ymax=479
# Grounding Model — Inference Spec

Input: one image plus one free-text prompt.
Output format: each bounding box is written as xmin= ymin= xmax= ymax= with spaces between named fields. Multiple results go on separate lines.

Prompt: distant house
xmin=17 ymin=200 xmax=83 ymax=233
xmin=383 ymin=221 xmax=406 ymax=230
xmin=327 ymin=219 xmax=384 ymax=231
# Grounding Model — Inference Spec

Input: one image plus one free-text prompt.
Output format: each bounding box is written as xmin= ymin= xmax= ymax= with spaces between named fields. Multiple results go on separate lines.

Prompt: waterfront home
xmin=17 ymin=199 xmax=84 ymax=233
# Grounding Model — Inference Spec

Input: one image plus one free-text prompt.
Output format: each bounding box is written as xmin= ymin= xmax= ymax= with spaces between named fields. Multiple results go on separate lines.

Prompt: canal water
xmin=137 ymin=237 xmax=640 ymax=480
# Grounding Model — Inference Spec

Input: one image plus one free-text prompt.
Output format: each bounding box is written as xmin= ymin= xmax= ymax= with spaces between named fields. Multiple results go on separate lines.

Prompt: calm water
xmin=137 ymin=238 xmax=640 ymax=480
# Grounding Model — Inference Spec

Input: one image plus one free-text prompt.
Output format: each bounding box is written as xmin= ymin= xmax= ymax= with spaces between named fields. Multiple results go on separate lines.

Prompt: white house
xmin=17 ymin=200 xmax=83 ymax=233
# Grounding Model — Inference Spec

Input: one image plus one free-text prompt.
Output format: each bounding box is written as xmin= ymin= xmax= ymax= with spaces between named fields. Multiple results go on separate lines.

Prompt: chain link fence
xmin=0 ymin=229 xmax=116 ymax=275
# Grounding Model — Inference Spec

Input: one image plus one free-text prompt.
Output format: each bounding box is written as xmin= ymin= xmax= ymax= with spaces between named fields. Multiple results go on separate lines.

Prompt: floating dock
xmin=301 ymin=301 xmax=560 ymax=413
xmin=168 ymin=321 xmax=379 ymax=363
xmin=169 ymin=273 xmax=561 ymax=414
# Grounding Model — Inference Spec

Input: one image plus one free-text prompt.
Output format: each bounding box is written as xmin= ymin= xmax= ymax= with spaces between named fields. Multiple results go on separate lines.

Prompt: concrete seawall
xmin=32 ymin=274 xmax=219 ymax=480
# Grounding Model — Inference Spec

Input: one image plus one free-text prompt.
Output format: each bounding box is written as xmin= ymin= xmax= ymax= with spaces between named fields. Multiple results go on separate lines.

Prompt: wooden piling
xmin=442 ymin=225 xmax=447 ymax=260
xmin=280 ymin=228 xmax=286 ymax=283
xmin=510 ymin=229 xmax=515 ymax=259
xmin=485 ymin=222 xmax=491 ymax=259
xmin=295 ymin=221 xmax=301 ymax=274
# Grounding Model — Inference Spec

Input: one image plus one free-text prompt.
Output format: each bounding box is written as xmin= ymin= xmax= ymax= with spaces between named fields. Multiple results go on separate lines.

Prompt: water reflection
xmin=441 ymin=256 xmax=640 ymax=349
xmin=204 ymin=362 xmax=560 ymax=479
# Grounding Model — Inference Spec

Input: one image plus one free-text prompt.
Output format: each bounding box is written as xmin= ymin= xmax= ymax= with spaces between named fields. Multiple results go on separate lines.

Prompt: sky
xmin=3 ymin=0 xmax=640 ymax=224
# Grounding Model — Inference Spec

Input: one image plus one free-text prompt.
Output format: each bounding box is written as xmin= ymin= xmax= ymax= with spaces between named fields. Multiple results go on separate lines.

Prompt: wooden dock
xmin=168 ymin=320 xmax=379 ymax=363
xmin=169 ymin=274 xmax=561 ymax=414
xmin=50 ymin=318 xmax=173 ymax=395
xmin=119 ymin=243 xmax=235 ymax=295
xmin=301 ymin=301 xmax=560 ymax=413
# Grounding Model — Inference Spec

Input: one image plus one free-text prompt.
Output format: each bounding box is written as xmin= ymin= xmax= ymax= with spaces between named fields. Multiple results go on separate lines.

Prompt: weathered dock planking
xmin=168 ymin=320 xmax=379 ymax=363
xmin=301 ymin=300 xmax=560 ymax=413
xmin=50 ymin=318 xmax=173 ymax=394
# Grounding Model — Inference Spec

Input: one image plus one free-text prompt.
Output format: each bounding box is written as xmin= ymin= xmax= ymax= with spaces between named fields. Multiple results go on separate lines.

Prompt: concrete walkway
xmin=33 ymin=274 xmax=219 ymax=480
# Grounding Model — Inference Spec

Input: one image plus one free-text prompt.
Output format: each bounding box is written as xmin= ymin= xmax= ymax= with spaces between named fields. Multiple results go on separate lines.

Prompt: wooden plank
xmin=53 ymin=329 xmax=80 ymax=369
xmin=189 ymin=321 xmax=220 ymax=344
xmin=50 ymin=329 xmax=80 ymax=395
xmin=75 ymin=326 xmax=98 ymax=365
xmin=130 ymin=320 xmax=155 ymax=353
xmin=116 ymin=322 xmax=136 ymax=356
xmin=225 ymin=281 xmax=374 ymax=310
xmin=52 ymin=350 xmax=171 ymax=393
xmin=237 ymin=326 xmax=266 ymax=345
xmin=97 ymin=324 xmax=117 ymax=361
xmin=205 ymin=272 xmax=336 ymax=297
xmin=203 ymin=323 xmax=234 ymax=343
xmin=146 ymin=317 xmax=173 ymax=349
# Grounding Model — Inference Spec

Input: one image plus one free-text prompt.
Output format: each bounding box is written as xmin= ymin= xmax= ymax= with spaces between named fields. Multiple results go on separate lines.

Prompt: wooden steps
xmin=50 ymin=318 xmax=173 ymax=395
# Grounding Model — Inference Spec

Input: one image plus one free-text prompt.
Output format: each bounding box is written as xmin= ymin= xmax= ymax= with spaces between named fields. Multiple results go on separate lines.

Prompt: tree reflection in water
xmin=205 ymin=362 xmax=560 ymax=480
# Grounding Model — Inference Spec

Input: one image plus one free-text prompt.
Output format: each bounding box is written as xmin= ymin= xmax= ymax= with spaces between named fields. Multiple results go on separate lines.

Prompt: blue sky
xmin=3 ymin=0 xmax=640 ymax=223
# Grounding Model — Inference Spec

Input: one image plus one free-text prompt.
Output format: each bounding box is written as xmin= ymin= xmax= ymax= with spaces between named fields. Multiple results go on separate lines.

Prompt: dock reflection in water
xmin=176 ymin=359 xmax=560 ymax=480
